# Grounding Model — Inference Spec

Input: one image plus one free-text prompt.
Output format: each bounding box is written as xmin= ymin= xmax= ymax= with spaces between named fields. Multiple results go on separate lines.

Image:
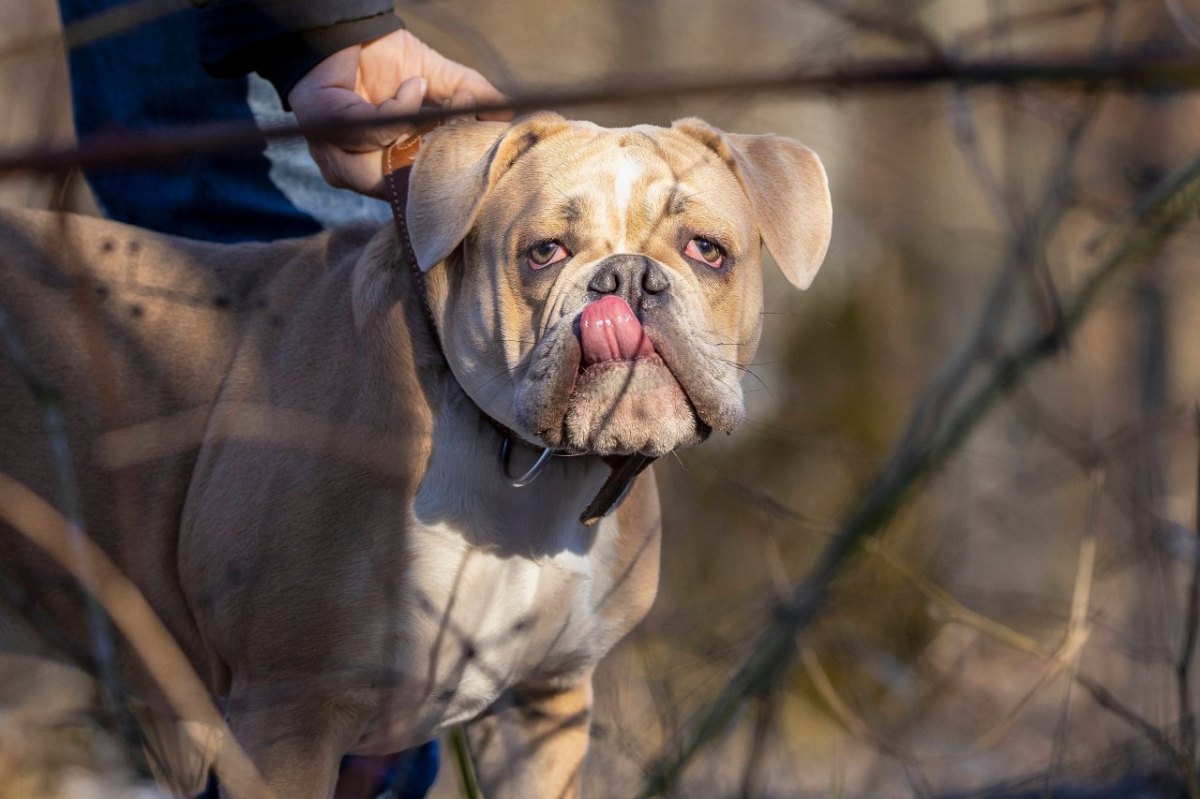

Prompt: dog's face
xmin=406 ymin=114 xmax=831 ymax=457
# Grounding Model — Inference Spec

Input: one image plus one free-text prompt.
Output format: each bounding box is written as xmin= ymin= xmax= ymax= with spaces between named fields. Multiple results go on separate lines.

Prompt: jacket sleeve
xmin=198 ymin=0 xmax=404 ymax=103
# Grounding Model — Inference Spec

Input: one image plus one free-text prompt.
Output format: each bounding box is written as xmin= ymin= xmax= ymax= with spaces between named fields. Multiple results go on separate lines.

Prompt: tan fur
xmin=0 ymin=116 xmax=829 ymax=798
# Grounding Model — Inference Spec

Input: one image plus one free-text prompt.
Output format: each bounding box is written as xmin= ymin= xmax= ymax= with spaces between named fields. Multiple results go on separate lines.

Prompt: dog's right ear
xmin=406 ymin=113 xmax=569 ymax=271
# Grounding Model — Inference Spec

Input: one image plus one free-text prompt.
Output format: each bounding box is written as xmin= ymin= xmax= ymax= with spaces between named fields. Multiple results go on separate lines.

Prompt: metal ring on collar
xmin=500 ymin=437 xmax=554 ymax=488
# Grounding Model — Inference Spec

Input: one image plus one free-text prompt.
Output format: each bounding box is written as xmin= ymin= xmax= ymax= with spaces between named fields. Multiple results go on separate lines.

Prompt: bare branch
xmin=1179 ymin=403 xmax=1200 ymax=793
xmin=450 ymin=725 xmax=483 ymax=799
xmin=802 ymin=0 xmax=944 ymax=56
xmin=0 ymin=474 xmax=268 ymax=796
xmin=1164 ymin=0 xmax=1200 ymax=50
xmin=955 ymin=0 xmax=1139 ymax=51
xmin=1073 ymin=672 xmax=1188 ymax=771
xmin=3 ymin=54 xmax=1200 ymax=177
xmin=947 ymin=89 xmax=1013 ymax=225
xmin=0 ymin=303 xmax=141 ymax=764
xmin=636 ymin=134 xmax=1200 ymax=799
xmin=737 ymin=698 xmax=777 ymax=799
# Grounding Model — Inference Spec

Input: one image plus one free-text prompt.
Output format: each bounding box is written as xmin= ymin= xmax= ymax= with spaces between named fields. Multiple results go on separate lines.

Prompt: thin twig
xmin=0 ymin=473 xmax=268 ymax=797
xmin=0 ymin=304 xmax=142 ymax=766
xmin=798 ymin=475 xmax=1193 ymax=783
xmin=1179 ymin=403 xmax=1200 ymax=795
xmin=1073 ymin=672 xmax=1189 ymax=771
xmin=738 ymin=697 xmax=777 ymax=799
xmin=947 ymin=89 xmax=1013 ymax=225
xmin=636 ymin=138 xmax=1200 ymax=799
xmin=894 ymin=0 xmax=1119 ymax=468
xmin=956 ymin=0 xmax=1139 ymax=50
xmin=1164 ymin=0 xmax=1200 ymax=50
xmin=1019 ymin=1 xmax=1118 ymax=336
xmin=815 ymin=527 xmax=1095 ymax=767
xmin=866 ymin=488 xmax=1193 ymax=779
xmin=1047 ymin=469 xmax=1103 ymax=786
xmin=450 ymin=726 xmax=482 ymax=799
xmin=803 ymin=0 xmax=944 ymax=57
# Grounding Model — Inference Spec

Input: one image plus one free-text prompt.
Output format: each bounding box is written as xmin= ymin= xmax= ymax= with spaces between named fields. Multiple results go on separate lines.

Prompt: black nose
xmin=587 ymin=254 xmax=670 ymax=304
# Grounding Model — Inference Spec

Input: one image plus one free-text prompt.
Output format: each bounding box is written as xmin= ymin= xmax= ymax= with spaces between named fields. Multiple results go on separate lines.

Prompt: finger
xmin=314 ymin=97 xmax=413 ymax=152
xmin=422 ymin=58 xmax=513 ymax=121
xmin=390 ymin=74 xmax=428 ymax=111
xmin=309 ymin=142 xmax=389 ymax=198
xmin=302 ymin=76 xmax=428 ymax=195
xmin=452 ymin=74 xmax=513 ymax=121
xmin=373 ymin=75 xmax=428 ymax=141
xmin=448 ymin=89 xmax=475 ymax=112
xmin=292 ymin=77 xmax=427 ymax=153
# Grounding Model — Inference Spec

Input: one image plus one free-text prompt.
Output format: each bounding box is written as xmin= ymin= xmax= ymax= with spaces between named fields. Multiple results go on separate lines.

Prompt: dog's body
xmin=0 ymin=115 xmax=830 ymax=798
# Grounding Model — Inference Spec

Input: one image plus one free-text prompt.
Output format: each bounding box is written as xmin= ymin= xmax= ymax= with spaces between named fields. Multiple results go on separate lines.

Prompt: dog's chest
xmin=393 ymin=509 xmax=619 ymax=733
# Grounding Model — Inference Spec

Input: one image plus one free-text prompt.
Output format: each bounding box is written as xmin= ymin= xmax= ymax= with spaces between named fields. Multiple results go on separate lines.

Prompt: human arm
xmin=198 ymin=1 xmax=510 ymax=196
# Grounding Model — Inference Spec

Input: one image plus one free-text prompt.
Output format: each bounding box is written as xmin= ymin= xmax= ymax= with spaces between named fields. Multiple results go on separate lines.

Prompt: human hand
xmin=287 ymin=28 xmax=512 ymax=197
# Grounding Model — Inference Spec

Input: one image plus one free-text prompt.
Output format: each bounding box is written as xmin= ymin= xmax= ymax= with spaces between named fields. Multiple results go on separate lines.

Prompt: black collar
xmin=383 ymin=140 xmax=653 ymax=526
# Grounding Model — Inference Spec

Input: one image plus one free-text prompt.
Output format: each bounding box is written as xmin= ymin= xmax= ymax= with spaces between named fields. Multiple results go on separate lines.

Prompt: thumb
xmin=369 ymin=76 xmax=428 ymax=144
xmin=392 ymin=75 xmax=428 ymax=110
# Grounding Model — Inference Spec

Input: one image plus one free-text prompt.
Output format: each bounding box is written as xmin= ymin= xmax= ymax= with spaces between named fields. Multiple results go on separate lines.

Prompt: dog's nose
xmin=587 ymin=254 xmax=670 ymax=303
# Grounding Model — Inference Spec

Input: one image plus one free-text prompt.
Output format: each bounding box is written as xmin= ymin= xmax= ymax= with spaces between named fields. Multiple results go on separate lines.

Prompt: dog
xmin=0 ymin=112 xmax=831 ymax=798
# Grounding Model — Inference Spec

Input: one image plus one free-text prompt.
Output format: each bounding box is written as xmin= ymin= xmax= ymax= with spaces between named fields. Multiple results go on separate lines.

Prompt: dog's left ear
xmin=672 ymin=119 xmax=832 ymax=290
xmin=406 ymin=113 xmax=571 ymax=271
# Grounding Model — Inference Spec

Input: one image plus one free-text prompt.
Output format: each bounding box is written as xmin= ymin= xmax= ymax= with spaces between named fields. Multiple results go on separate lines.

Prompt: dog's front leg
xmin=223 ymin=687 xmax=370 ymax=799
xmin=466 ymin=672 xmax=593 ymax=798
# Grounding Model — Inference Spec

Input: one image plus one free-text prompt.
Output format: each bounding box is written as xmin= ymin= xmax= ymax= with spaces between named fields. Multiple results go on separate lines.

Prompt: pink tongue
xmin=580 ymin=296 xmax=656 ymax=365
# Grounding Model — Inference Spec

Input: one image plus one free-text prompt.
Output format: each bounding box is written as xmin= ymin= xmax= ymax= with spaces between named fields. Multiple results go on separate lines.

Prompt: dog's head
xmin=406 ymin=113 xmax=831 ymax=457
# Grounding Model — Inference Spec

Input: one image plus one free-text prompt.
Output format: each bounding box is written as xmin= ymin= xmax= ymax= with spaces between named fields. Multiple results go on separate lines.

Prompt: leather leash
xmin=381 ymin=132 xmax=653 ymax=526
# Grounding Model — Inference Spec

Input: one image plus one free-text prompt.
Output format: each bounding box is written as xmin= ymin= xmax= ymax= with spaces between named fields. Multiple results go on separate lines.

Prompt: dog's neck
xmin=412 ymin=375 xmax=613 ymax=558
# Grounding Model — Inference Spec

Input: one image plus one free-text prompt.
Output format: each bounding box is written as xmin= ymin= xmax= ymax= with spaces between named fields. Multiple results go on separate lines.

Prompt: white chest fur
xmin=354 ymin=396 xmax=621 ymax=752
xmin=400 ymin=515 xmax=612 ymax=727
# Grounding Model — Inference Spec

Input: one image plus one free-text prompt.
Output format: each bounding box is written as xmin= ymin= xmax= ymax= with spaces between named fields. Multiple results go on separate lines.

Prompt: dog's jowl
xmin=0 ymin=113 xmax=831 ymax=798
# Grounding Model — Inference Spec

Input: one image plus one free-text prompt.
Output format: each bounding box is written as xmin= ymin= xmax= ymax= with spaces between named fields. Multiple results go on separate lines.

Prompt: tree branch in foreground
xmin=636 ymin=144 xmax=1200 ymax=799
xmin=2 ymin=54 xmax=1200 ymax=177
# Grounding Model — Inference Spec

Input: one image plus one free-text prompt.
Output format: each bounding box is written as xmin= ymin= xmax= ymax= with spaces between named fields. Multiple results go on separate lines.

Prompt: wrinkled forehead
xmin=490 ymin=125 xmax=753 ymax=241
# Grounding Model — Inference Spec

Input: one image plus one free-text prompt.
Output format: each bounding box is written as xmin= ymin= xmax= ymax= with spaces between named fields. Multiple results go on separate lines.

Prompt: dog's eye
xmin=684 ymin=237 xmax=724 ymax=268
xmin=527 ymin=240 xmax=570 ymax=269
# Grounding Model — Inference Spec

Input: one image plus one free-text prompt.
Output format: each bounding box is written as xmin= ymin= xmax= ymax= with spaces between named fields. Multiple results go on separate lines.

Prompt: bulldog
xmin=0 ymin=113 xmax=830 ymax=798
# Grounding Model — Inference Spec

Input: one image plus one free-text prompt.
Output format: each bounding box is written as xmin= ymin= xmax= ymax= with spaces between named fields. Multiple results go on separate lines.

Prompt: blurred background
xmin=3 ymin=0 xmax=1200 ymax=796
